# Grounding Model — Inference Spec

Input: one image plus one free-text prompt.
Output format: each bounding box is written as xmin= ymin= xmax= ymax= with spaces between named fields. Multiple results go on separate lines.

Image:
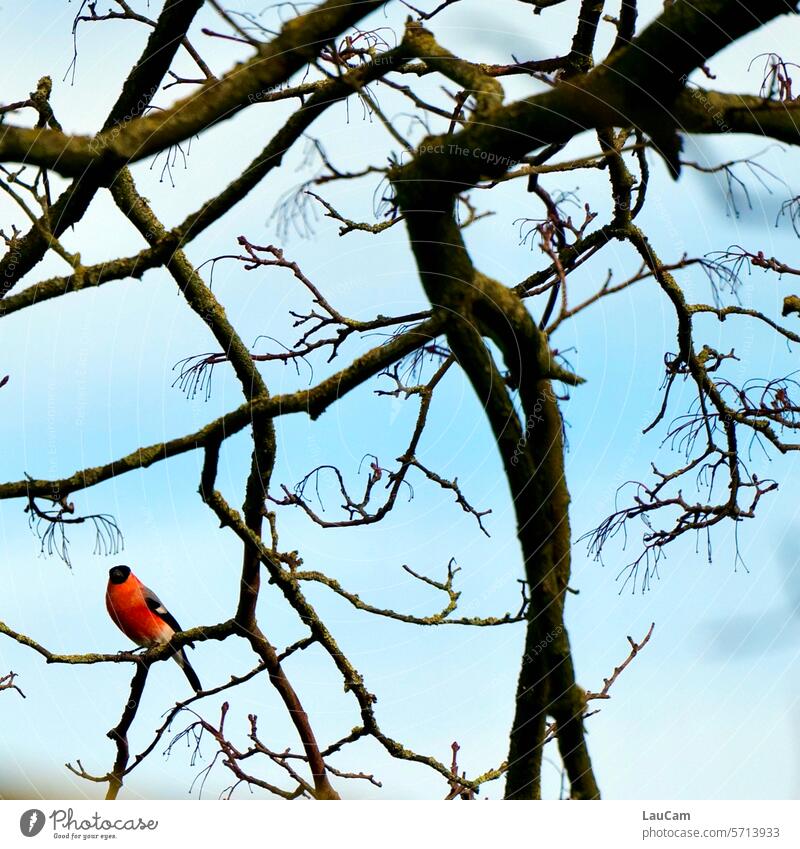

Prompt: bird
xmin=517 ymin=0 xmax=569 ymax=12
xmin=106 ymin=565 xmax=202 ymax=692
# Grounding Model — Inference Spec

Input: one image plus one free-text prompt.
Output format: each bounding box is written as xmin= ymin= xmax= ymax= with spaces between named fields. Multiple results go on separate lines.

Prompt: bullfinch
xmin=106 ymin=565 xmax=202 ymax=692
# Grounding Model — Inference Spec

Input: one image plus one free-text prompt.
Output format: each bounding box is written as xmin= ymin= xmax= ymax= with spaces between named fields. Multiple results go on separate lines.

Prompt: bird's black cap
xmin=108 ymin=565 xmax=131 ymax=584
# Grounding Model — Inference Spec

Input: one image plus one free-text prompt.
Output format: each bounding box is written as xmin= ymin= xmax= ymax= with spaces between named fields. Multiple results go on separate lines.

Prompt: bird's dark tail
xmin=173 ymin=649 xmax=202 ymax=693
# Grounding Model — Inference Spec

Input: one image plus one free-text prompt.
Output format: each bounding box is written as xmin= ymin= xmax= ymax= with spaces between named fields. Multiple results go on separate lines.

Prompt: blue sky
xmin=1 ymin=0 xmax=799 ymax=800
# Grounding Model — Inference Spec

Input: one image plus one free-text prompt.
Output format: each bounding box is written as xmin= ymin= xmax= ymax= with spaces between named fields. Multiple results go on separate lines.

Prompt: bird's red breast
xmin=106 ymin=571 xmax=174 ymax=647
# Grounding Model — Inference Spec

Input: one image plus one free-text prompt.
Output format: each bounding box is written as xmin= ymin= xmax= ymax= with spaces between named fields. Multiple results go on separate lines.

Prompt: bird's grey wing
xmin=141 ymin=584 xmax=184 ymax=634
